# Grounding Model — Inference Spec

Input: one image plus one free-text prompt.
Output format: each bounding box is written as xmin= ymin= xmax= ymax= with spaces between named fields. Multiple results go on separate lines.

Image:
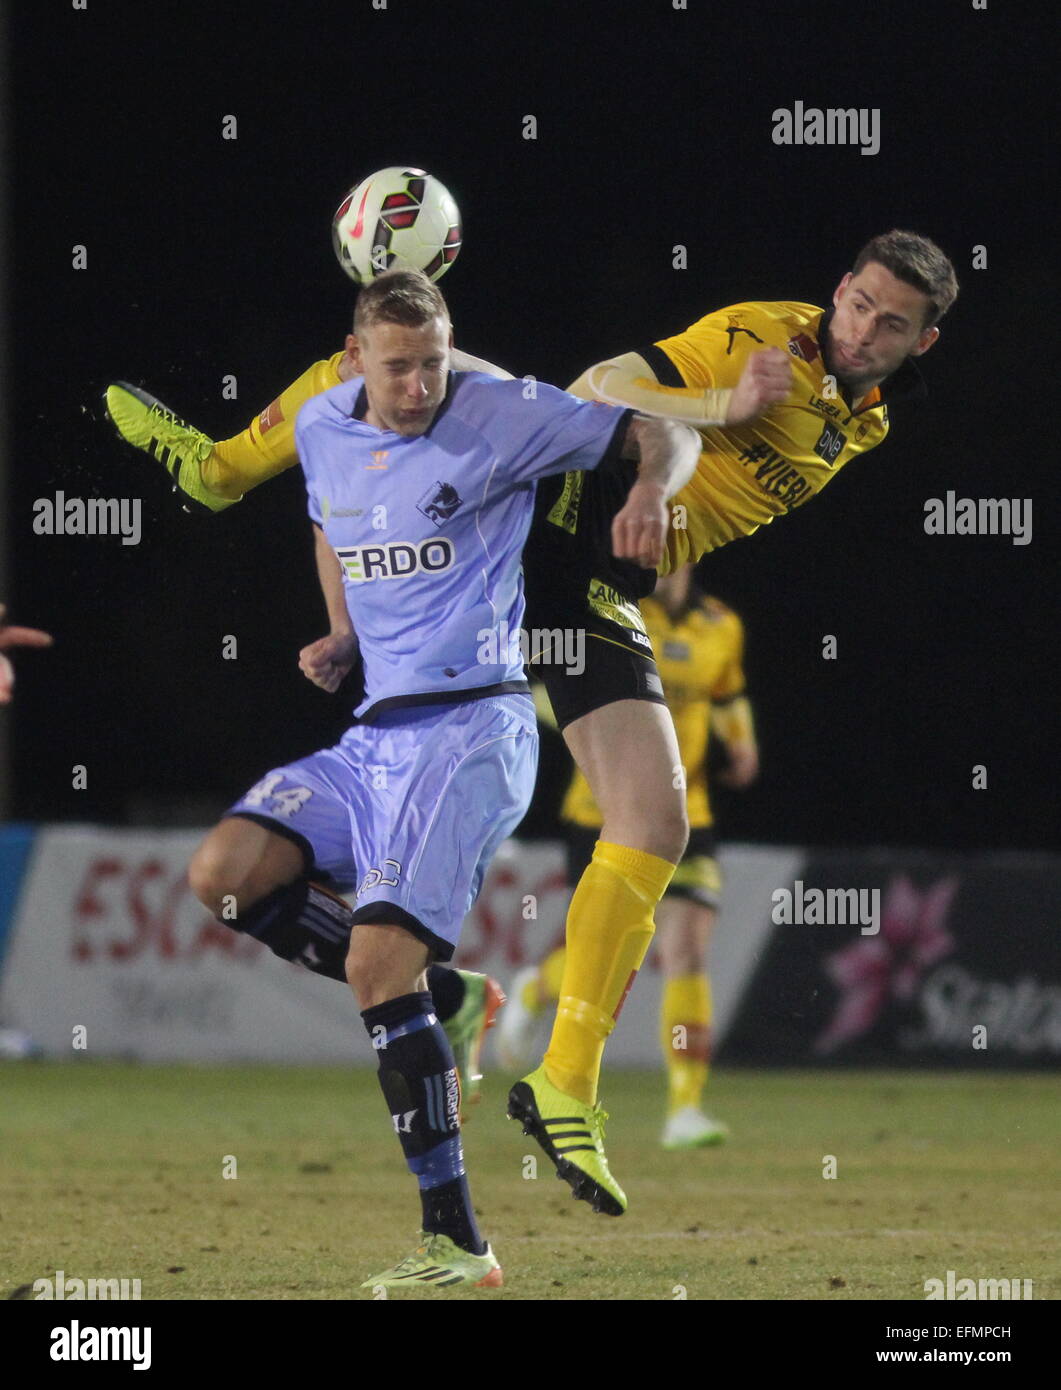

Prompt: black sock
xmin=425 ymin=965 xmax=466 ymax=1023
xmin=361 ymin=992 xmax=485 ymax=1256
xmin=230 ymin=878 xmax=351 ymax=982
xmin=230 ymin=887 xmax=468 ymax=1023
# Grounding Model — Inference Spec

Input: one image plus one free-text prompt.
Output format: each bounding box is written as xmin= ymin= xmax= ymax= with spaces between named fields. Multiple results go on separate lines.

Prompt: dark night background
xmin=4 ymin=0 xmax=1056 ymax=850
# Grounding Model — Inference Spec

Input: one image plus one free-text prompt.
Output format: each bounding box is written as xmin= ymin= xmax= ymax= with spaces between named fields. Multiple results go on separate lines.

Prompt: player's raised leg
xmin=509 ymin=696 xmax=687 ymax=1215
xmin=187 ymin=744 xmax=366 ymax=977
xmin=104 ymin=351 xmax=348 ymax=513
xmin=189 ymin=778 xmax=504 ymax=1102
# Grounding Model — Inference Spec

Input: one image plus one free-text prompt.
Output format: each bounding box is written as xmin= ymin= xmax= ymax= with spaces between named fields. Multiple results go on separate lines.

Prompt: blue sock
xmin=361 ymin=991 xmax=486 ymax=1256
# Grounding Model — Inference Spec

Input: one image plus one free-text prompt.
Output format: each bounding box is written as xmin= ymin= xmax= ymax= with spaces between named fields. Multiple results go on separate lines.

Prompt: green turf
xmin=1 ymin=1062 xmax=1056 ymax=1300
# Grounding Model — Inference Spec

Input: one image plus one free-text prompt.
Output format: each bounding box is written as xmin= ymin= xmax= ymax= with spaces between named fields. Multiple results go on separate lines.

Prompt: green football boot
xmin=443 ymin=971 xmax=506 ymax=1112
xmin=103 ymin=381 xmax=238 ymax=514
xmin=361 ymin=1232 xmax=503 ymax=1291
xmin=507 ymin=1063 xmax=627 ymax=1215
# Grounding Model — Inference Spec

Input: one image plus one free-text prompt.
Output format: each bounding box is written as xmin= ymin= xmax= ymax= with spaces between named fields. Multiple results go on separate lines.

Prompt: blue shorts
xmin=225 ymin=694 xmax=538 ymax=960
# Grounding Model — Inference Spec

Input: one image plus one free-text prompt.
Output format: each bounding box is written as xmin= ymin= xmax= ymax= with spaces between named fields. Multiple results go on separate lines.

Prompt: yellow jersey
xmin=637 ymin=300 xmax=924 ymax=574
xmin=561 ymin=594 xmax=746 ymax=829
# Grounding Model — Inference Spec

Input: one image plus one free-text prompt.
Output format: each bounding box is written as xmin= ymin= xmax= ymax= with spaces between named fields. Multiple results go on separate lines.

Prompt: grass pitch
xmin=1 ymin=1062 xmax=1056 ymax=1301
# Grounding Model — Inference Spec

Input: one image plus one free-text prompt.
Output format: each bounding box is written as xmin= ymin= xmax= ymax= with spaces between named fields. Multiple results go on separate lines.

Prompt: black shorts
xmin=524 ymin=439 xmax=666 ymax=729
xmin=565 ymin=824 xmax=722 ymax=909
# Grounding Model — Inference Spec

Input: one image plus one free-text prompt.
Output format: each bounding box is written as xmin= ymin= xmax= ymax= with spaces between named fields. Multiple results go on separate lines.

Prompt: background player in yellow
xmin=499 ymin=566 xmax=759 ymax=1148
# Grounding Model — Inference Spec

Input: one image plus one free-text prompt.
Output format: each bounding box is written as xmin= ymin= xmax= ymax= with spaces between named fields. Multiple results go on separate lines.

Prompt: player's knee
xmin=188 ymin=839 xmax=240 ymax=917
xmin=344 ymin=938 xmax=387 ymax=1007
xmin=601 ymin=795 xmax=687 ymax=864
xmin=659 ymin=804 xmax=690 ymax=864
xmin=345 ymin=929 xmax=422 ymax=1008
xmin=630 ymin=802 xmax=688 ymax=864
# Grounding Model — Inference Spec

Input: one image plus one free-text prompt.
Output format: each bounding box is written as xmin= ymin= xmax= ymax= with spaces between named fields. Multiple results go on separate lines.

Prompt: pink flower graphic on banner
xmin=813 ymin=874 xmax=959 ymax=1054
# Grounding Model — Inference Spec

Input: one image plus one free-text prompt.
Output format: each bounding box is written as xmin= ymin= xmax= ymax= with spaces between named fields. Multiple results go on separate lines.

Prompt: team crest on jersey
xmin=417 ymin=480 xmax=462 ymax=526
xmin=787 ymin=332 xmax=820 ymax=363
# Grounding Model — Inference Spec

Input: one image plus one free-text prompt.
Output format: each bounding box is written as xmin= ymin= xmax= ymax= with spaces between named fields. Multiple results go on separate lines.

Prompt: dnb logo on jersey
xmin=336 ymin=537 xmax=455 ymax=582
xmin=417 ymin=480 xmax=462 ymax=526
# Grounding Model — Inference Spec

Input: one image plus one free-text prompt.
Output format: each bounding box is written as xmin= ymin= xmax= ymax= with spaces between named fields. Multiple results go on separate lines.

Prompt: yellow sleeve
xmin=655 ymin=303 xmax=778 ymax=392
xmin=567 ymin=352 xmax=731 ymax=427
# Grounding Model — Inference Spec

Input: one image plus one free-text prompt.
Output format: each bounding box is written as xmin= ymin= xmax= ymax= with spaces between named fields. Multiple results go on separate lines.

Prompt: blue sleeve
xmin=295 ymin=404 xmax=324 ymax=526
xmin=469 ymin=378 xmax=632 ymax=485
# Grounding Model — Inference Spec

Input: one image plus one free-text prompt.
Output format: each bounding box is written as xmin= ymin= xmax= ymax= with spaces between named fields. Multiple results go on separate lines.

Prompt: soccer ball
xmin=331 ymin=167 xmax=462 ymax=285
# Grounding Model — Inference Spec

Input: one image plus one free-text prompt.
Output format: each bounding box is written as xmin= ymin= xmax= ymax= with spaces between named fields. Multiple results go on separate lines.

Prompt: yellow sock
xmin=204 ymin=353 xmax=346 ymax=498
xmin=544 ymin=841 xmax=674 ymax=1105
xmin=535 ymin=946 xmax=567 ymax=1006
xmin=661 ymin=974 xmax=712 ymax=1114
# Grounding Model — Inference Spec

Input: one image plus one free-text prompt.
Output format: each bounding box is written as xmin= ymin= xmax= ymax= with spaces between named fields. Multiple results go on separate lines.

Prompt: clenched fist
xmin=298 ymin=631 xmax=358 ymax=693
xmin=726 ymin=348 xmax=794 ymax=426
xmin=612 ymin=480 xmax=670 ymax=569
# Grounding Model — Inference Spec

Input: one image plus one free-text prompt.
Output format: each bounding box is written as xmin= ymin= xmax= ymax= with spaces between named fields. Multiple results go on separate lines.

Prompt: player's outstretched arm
xmin=574 ymin=352 xmax=732 ymax=426
xmin=611 ymin=414 xmax=701 ymax=568
xmin=571 ymin=348 xmax=793 ymax=428
xmin=298 ymin=525 xmax=358 ymax=693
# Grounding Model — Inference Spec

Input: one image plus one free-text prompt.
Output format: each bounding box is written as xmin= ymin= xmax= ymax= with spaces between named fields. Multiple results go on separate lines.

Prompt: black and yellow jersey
xmin=561 ymin=593 xmax=746 ymax=829
xmin=640 ymin=300 xmax=925 ymax=573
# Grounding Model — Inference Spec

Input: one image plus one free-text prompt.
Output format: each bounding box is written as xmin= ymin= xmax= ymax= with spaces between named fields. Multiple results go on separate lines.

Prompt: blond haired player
xmin=499 ymin=567 xmax=758 ymax=1148
xmin=104 ymin=228 xmax=956 ymax=1216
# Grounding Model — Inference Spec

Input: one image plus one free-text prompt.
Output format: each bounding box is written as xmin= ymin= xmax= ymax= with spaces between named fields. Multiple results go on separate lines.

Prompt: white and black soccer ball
xmin=331 ymin=167 xmax=462 ymax=285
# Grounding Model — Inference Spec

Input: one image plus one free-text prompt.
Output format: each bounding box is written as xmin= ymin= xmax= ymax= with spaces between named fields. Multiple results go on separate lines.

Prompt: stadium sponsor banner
xmin=0 ymin=826 xmax=788 ymax=1065
xmin=720 ymin=850 xmax=1061 ymax=1068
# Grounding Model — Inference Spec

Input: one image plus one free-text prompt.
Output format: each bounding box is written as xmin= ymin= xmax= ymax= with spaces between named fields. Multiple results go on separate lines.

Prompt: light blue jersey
xmin=296 ymin=371 xmax=629 ymax=720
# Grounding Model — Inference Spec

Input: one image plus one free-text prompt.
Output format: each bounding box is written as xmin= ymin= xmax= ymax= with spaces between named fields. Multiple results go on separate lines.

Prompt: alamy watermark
xmin=924 ymin=492 xmax=1032 ymax=545
xmin=33 ymin=492 xmax=142 ymax=546
xmin=772 ymin=102 xmax=880 ymax=156
xmin=49 ymin=1321 xmax=151 ymax=1370
xmin=33 ymin=1268 xmax=142 ymax=1299
xmin=924 ymin=1270 xmax=1032 ymax=1300
xmin=772 ymin=880 xmax=880 ymax=935
xmin=476 ymin=621 xmax=585 ymax=676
